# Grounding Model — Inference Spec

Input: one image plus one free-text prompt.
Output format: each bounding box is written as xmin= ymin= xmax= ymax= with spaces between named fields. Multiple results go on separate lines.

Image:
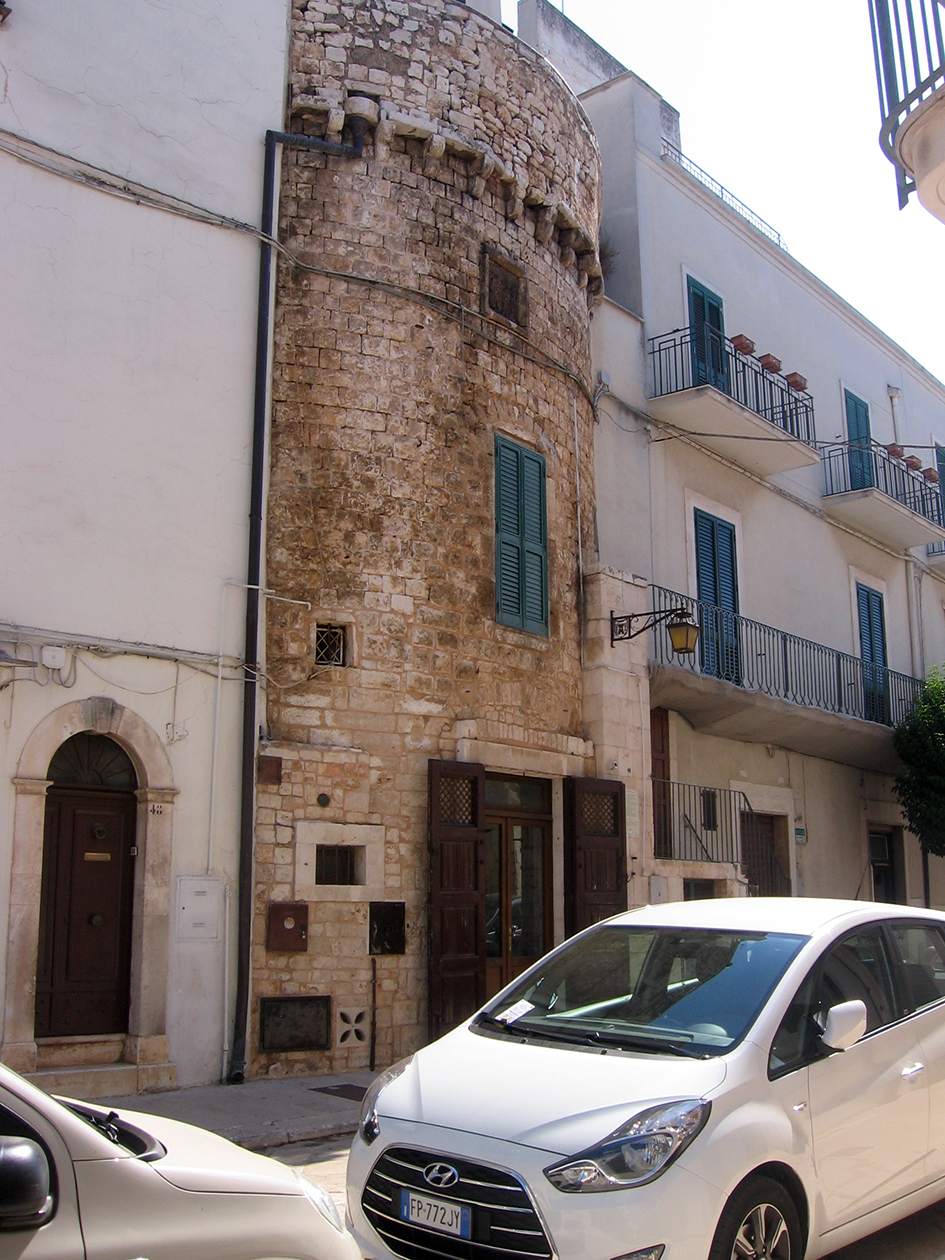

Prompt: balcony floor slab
xmin=649 ymin=385 xmax=821 ymax=477
xmin=823 ymin=487 xmax=945 ymax=549
xmin=649 ymin=663 xmax=901 ymax=774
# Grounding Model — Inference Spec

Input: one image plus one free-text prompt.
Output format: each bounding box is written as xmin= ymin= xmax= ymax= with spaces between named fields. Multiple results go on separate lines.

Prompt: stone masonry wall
xmin=251 ymin=0 xmax=602 ymax=1077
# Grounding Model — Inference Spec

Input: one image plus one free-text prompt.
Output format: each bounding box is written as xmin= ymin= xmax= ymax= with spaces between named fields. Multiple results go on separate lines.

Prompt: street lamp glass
xmin=667 ymin=614 xmax=699 ymax=656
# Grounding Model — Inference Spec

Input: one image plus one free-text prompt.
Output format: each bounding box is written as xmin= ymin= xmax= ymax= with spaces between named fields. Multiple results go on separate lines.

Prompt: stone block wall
xmin=251 ymin=0 xmax=602 ymax=1076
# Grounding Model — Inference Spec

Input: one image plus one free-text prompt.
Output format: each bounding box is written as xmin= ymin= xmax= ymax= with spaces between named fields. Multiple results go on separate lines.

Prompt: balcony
xmin=648 ymin=327 xmax=819 ymax=478
xmin=649 ymin=585 xmax=921 ymax=773
xmin=821 ymin=441 xmax=945 ymax=548
xmin=870 ymin=0 xmax=945 ymax=221
xmin=928 ymin=538 xmax=945 ymax=568
xmin=652 ymin=779 xmax=791 ymax=896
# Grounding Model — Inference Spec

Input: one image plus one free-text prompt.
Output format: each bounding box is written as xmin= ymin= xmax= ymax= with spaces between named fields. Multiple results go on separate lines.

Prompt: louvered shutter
xmin=715 ymin=519 xmax=738 ymax=614
xmin=495 ymin=436 xmax=548 ymax=636
xmin=495 ymin=437 xmax=523 ymax=626
xmin=695 ymin=510 xmax=739 ymax=683
xmin=845 ymin=389 xmax=873 ymax=490
xmin=688 ymin=278 xmax=725 ymax=390
xmin=688 ymin=281 xmax=709 ymax=386
xmin=428 ymin=759 xmax=487 ymax=1040
xmin=522 ymin=449 xmax=547 ymax=635
xmin=857 ymin=583 xmax=888 ymax=723
xmin=564 ymin=777 xmax=627 ymax=937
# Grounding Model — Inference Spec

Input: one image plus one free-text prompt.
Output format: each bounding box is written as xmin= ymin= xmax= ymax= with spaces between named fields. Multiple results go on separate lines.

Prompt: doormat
xmin=310 ymin=1083 xmax=367 ymax=1102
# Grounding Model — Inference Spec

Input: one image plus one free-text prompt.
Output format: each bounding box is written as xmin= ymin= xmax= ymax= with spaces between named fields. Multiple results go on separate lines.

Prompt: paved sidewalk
xmin=100 ymin=1071 xmax=374 ymax=1150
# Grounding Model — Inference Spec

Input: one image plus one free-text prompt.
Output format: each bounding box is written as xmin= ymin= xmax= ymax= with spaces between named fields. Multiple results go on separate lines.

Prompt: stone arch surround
xmin=2 ymin=697 xmax=177 ymax=1085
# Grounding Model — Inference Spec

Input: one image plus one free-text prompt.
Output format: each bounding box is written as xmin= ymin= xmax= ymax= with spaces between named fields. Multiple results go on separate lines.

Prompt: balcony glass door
xmin=695 ymin=509 xmax=741 ymax=684
xmin=857 ymin=583 xmax=889 ymax=723
xmin=688 ymin=278 xmax=727 ymax=392
xmin=846 ymin=389 xmax=874 ymax=490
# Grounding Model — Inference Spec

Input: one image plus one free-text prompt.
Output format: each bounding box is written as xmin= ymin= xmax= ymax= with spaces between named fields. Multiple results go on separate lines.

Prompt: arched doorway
xmin=35 ymin=734 xmax=138 ymax=1039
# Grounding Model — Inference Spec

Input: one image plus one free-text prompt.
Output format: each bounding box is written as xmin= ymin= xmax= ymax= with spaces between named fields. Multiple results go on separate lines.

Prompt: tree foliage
xmin=894 ymin=669 xmax=945 ymax=856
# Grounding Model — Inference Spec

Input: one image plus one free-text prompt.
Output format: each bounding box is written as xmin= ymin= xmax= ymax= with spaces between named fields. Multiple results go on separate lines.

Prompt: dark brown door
xmin=484 ymin=817 xmax=552 ymax=999
xmin=564 ymin=777 xmax=627 ymax=937
xmin=650 ymin=708 xmax=672 ymax=859
xmin=428 ymin=760 xmax=487 ymax=1041
xmin=35 ymin=789 xmax=137 ymax=1037
xmin=740 ymin=811 xmax=791 ymax=897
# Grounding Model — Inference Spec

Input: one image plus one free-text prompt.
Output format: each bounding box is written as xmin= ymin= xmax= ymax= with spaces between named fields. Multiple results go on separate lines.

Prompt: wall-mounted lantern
xmin=610 ymin=608 xmax=700 ymax=655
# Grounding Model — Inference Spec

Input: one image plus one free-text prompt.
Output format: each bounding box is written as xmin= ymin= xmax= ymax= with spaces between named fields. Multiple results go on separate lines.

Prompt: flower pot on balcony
xmin=905 ymin=455 xmax=923 ymax=470
xmin=923 ymin=467 xmax=940 ymax=483
xmin=730 ymin=334 xmax=755 ymax=355
xmin=758 ymin=353 xmax=782 ymax=374
xmin=784 ymin=372 xmax=807 ymax=392
xmin=884 ymin=443 xmax=905 ymax=459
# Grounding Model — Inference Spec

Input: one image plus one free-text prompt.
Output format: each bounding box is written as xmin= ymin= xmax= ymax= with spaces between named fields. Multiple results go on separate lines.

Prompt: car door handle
xmin=902 ymin=1062 xmax=925 ymax=1079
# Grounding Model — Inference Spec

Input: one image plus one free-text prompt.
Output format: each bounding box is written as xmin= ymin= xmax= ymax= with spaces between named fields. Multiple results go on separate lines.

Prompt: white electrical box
xmin=649 ymin=875 xmax=665 ymax=904
xmin=40 ymin=645 xmax=68 ymax=670
xmin=176 ymin=877 xmax=223 ymax=941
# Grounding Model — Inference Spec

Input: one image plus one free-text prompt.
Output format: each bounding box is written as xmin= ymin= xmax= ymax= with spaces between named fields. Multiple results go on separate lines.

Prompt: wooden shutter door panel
xmin=521 ymin=448 xmax=548 ymax=634
xmin=846 ymin=390 xmax=873 ymax=490
xmin=428 ymin=760 xmax=487 ymax=1040
xmin=564 ymin=777 xmax=627 ymax=938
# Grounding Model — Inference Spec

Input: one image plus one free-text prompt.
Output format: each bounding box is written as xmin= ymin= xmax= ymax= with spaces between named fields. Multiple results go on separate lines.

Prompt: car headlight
xmin=544 ymin=1099 xmax=710 ymax=1192
xmin=358 ymin=1055 xmax=414 ymax=1144
xmin=298 ymin=1173 xmax=344 ymax=1232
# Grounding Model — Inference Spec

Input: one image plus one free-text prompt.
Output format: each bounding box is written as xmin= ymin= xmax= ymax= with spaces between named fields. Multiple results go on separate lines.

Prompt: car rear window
xmin=476 ymin=925 xmax=806 ymax=1057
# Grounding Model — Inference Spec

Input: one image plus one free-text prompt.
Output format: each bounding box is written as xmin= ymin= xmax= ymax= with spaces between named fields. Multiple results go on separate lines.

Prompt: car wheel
xmin=709 ymin=1176 xmax=802 ymax=1260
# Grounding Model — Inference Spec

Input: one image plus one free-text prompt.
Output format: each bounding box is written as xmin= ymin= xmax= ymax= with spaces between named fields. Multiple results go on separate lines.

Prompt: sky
xmin=500 ymin=0 xmax=945 ymax=385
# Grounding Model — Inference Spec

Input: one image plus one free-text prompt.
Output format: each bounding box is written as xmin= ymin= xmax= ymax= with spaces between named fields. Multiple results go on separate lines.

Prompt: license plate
xmin=399 ymin=1189 xmax=471 ymax=1239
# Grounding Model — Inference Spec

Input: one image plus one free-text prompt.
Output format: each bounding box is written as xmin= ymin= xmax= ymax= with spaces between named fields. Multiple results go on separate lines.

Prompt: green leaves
xmin=894 ymin=669 xmax=945 ymax=856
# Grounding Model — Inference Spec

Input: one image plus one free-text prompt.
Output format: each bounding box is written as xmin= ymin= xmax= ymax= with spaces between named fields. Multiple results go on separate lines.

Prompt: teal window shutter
xmin=845 ymin=389 xmax=873 ymax=490
xmin=694 ymin=508 xmax=739 ymax=683
xmin=857 ymin=582 xmax=888 ymax=723
xmin=687 ymin=278 xmax=727 ymax=392
xmin=495 ymin=436 xmax=548 ymax=636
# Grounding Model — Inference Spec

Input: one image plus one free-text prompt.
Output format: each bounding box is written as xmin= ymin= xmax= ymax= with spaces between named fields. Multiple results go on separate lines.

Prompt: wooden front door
xmin=484 ymin=817 xmax=552 ymax=999
xmin=35 ymin=789 xmax=137 ymax=1037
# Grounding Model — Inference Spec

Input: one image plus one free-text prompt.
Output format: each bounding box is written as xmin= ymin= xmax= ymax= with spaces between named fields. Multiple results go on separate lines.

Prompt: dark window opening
xmin=314 ymin=624 xmax=346 ymax=667
xmin=315 ymin=845 xmax=360 ymax=885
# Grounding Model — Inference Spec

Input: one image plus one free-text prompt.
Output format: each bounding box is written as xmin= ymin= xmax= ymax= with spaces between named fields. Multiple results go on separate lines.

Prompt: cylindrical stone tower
xmin=252 ymin=0 xmax=603 ymax=1076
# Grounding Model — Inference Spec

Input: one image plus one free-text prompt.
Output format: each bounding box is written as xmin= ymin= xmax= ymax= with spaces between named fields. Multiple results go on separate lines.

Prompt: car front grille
xmin=362 ymin=1145 xmax=554 ymax=1260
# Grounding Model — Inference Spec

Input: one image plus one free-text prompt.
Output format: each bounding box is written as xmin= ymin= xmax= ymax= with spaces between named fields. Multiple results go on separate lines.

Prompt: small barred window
xmin=315 ymin=845 xmax=362 ymax=885
xmin=314 ymin=624 xmax=346 ymax=666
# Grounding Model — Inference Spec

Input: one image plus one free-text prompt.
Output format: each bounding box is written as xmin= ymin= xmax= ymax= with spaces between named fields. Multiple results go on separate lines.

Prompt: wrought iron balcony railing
xmin=650 ymin=584 xmax=921 ymax=729
xmin=651 ymin=778 xmax=791 ymax=896
xmin=661 ymin=142 xmax=788 ymax=251
xmin=648 ymin=326 xmax=817 ymax=448
xmin=821 ymin=440 xmax=945 ymax=528
xmin=869 ymin=0 xmax=945 ymax=206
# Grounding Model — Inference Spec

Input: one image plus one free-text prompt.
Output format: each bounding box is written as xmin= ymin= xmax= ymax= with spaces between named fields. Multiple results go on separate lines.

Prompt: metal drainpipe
xmin=229 ymin=121 xmax=366 ymax=1084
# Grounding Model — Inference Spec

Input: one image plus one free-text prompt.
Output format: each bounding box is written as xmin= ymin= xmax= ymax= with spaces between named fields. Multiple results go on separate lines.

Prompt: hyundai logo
xmin=423 ymin=1162 xmax=459 ymax=1189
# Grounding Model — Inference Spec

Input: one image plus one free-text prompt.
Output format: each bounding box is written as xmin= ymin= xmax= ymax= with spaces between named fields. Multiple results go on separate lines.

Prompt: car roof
xmin=606 ymin=896 xmax=945 ymax=936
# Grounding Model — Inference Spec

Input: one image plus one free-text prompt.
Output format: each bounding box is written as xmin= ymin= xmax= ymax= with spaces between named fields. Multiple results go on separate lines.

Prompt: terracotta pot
xmin=923 ymin=466 xmax=940 ymax=483
xmin=784 ymin=372 xmax=807 ymax=392
xmin=904 ymin=455 xmax=923 ymax=470
xmin=730 ymin=334 xmax=755 ymax=355
xmin=758 ymin=353 xmax=781 ymax=374
xmin=884 ymin=443 xmax=905 ymax=459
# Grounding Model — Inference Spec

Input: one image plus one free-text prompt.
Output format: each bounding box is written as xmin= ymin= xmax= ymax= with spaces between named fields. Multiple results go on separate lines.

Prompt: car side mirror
xmin=819 ymin=999 xmax=868 ymax=1052
xmin=0 ymin=1136 xmax=53 ymax=1230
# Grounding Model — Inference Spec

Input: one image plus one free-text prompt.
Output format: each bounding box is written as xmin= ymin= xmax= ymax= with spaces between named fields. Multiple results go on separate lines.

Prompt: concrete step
xmin=25 ymin=1061 xmax=176 ymax=1100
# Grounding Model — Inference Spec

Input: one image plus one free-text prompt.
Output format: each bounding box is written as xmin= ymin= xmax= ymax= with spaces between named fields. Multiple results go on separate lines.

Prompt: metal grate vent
xmin=363 ymin=1146 xmax=552 ymax=1260
xmin=438 ymin=776 xmax=474 ymax=826
xmin=582 ymin=790 xmax=616 ymax=836
xmin=314 ymin=624 xmax=346 ymax=666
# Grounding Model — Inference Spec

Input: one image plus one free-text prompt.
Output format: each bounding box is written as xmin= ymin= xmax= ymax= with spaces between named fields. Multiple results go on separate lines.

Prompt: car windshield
xmin=475 ymin=924 xmax=807 ymax=1057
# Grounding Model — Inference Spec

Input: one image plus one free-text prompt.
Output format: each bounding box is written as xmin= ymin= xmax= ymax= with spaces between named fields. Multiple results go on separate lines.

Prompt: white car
xmin=347 ymin=897 xmax=945 ymax=1260
xmin=0 ymin=1062 xmax=362 ymax=1260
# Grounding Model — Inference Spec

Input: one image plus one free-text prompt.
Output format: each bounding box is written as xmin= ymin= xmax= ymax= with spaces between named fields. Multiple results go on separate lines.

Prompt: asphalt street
xmin=272 ymin=1136 xmax=945 ymax=1260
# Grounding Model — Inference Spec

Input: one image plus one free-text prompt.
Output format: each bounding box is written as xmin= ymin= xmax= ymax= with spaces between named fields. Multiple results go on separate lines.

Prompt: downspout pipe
xmin=229 ymin=122 xmax=366 ymax=1084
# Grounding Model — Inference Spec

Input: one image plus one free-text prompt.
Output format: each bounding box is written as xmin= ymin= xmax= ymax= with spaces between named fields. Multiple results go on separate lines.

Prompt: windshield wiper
xmin=585 ymin=1029 xmax=702 ymax=1057
xmin=476 ymin=1015 xmax=701 ymax=1056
